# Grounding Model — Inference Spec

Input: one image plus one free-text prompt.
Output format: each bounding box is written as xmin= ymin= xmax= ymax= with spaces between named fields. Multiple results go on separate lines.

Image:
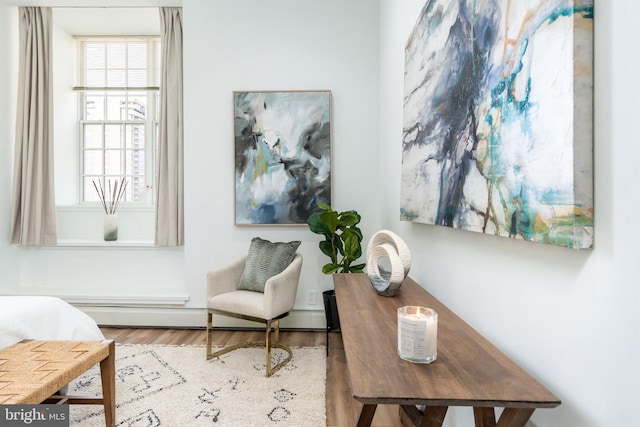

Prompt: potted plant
xmin=307 ymin=202 xmax=365 ymax=351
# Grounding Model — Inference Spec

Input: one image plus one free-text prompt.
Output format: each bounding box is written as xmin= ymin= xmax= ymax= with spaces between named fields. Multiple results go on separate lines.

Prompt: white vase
xmin=104 ymin=214 xmax=118 ymax=241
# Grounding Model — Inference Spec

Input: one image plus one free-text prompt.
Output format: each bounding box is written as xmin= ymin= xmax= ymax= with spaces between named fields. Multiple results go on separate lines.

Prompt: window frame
xmin=75 ymin=36 xmax=161 ymax=207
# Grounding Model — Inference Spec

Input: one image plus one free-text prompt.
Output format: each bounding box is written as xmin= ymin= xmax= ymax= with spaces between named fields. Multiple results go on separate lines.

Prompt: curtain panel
xmin=155 ymin=7 xmax=184 ymax=246
xmin=10 ymin=7 xmax=57 ymax=246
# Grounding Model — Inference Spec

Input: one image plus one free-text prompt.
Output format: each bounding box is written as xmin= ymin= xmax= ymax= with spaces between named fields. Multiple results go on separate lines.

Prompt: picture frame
xmin=234 ymin=90 xmax=332 ymax=225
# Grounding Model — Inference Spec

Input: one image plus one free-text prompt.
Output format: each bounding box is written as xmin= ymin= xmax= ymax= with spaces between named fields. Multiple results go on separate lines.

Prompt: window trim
xmin=75 ymin=36 xmax=161 ymax=207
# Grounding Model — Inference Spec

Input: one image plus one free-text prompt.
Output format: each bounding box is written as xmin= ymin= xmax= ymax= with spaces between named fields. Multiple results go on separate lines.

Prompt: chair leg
xmin=265 ymin=321 xmax=272 ymax=376
xmin=206 ymin=311 xmax=214 ymax=360
xmin=206 ymin=311 xmax=293 ymax=377
xmin=265 ymin=319 xmax=293 ymax=377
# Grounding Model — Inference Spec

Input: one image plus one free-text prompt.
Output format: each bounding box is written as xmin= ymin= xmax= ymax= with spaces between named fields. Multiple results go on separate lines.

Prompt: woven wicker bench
xmin=0 ymin=340 xmax=115 ymax=427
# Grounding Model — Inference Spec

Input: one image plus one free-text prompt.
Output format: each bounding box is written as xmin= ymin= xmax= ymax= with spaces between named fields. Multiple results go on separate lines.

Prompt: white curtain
xmin=155 ymin=7 xmax=184 ymax=246
xmin=10 ymin=7 xmax=56 ymax=246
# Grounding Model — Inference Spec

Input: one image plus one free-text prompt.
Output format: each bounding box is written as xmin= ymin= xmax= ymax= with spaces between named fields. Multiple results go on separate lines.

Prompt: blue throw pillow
xmin=237 ymin=237 xmax=301 ymax=292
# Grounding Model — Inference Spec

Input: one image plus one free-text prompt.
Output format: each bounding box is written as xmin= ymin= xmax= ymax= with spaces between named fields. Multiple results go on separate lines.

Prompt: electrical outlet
xmin=307 ymin=290 xmax=318 ymax=305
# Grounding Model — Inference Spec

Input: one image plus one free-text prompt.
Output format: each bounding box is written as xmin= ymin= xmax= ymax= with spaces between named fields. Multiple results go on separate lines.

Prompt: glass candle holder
xmin=397 ymin=306 xmax=437 ymax=363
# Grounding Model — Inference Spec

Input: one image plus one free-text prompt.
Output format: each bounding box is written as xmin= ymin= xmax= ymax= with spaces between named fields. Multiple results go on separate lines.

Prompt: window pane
xmin=128 ymin=43 xmax=146 ymax=68
xmin=105 ymin=150 xmax=123 ymax=175
xmin=84 ymin=124 xmax=102 ymax=148
xmin=84 ymin=150 xmax=103 ymax=175
xmin=107 ymin=43 xmax=126 ymax=68
xmin=84 ymin=177 xmax=103 ymax=202
xmin=106 ymin=95 xmax=126 ymax=120
xmin=125 ymin=149 xmax=145 ymax=175
xmin=125 ymin=95 xmax=146 ymax=120
xmin=128 ymin=69 xmax=146 ymax=87
xmin=86 ymin=43 xmax=105 ymax=68
xmin=130 ymin=175 xmax=146 ymax=202
xmin=106 ymin=69 xmax=126 ymax=87
xmin=86 ymin=69 xmax=105 ymax=87
xmin=125 ymin=124 xmax=145 ymax=149
xmin=104 ymin=124 xmax=123 ymax=148
xmin=124 ymin=150 xmax=133 ymax=174
xmin=85 ymin=95 xmax=105 ymax=120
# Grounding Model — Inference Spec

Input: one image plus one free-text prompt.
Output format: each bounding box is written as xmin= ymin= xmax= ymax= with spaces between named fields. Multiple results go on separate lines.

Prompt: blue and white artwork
xmin=401 ymin=0 xmax=594 ymax=249
xmin=234 ymin=91 xmax=331 ymax=225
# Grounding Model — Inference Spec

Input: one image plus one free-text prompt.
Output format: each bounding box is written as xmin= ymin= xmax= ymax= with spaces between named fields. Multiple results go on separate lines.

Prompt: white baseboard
xmin=2 ymin=290 xmax=191 ymax=306
xmin=78 ymin=305 xmax=327 ymax=330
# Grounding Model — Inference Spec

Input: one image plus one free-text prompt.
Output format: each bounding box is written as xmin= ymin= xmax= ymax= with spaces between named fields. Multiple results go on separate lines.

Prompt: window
xmin=76 ymin=37 xmax=161 ymax=205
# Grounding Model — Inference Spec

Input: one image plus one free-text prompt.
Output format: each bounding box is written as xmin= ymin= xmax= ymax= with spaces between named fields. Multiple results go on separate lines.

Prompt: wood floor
xmin=100 ymin=327 xmax=403 ymax=427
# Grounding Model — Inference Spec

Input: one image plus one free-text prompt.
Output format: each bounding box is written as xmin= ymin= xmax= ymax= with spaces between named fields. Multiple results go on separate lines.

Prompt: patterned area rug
xmin=68 ymin=344 xmax=326 ymax=426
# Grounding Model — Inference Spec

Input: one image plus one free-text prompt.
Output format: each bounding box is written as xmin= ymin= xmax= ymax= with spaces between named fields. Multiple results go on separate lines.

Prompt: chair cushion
xmin=208 ymin=290 xmax=267 ymax=319
xmin=237 ymin=237 xmax=301 ymax=292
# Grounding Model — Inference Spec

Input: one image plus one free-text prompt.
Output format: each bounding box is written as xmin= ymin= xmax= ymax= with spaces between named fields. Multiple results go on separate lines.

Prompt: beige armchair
xmin=206 ymin=251 xmax=303 ymax=377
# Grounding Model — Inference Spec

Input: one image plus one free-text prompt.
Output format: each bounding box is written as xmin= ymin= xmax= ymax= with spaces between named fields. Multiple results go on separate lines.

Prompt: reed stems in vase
xmin=92 ymin=179 xmax=128 ymax=215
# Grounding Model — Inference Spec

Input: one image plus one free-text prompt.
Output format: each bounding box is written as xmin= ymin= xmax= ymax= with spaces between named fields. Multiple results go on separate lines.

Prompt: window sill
xmin=55 ymin=206 xmax=156 ymax=243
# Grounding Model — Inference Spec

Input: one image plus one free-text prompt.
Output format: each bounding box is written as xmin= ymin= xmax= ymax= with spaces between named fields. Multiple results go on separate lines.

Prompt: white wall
xmin=379 ymin=1 xmax=640 ymax=427
xmin=0 ymin=5 xmax=19 ymax=287
xmin=181 ymin=0 xmax=380 ymax=319
xmin=0 ymin=0 xmax=381 ymax=327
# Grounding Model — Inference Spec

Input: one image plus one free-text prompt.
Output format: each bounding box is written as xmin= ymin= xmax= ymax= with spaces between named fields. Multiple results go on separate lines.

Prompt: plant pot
xmin=323 ymin=289 xmax=340 ymax=355
xmin=323 ymin=289 xmax=341 ymax=332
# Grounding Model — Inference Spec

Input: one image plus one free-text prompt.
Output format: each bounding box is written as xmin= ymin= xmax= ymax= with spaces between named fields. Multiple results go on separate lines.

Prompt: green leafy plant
xmin=307 ymin=202 xmax=365 ymax=274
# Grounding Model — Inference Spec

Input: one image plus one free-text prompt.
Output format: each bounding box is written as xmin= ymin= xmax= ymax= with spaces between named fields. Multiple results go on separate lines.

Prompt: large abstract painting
xmin=234 ymin=91 xmax=331 ymax=225
xmin=401 ymin=0 xmax=594 ymax=249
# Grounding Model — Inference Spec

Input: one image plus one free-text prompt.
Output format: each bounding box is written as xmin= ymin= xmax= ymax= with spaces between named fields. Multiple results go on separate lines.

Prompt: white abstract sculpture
xmin=366 ymin=230 xmax=411 ymax=296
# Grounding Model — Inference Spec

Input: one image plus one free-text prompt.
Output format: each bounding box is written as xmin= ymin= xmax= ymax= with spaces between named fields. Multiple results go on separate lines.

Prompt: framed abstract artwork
xmin=234 ymin=90 xmax=332 ymax=225
xmin=401 ymin=0 xmax=594 ymax=249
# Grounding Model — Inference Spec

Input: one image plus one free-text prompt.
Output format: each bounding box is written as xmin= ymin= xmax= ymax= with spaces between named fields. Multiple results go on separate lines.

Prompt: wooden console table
xmin=333 ymin=274 xmax=560 ymax=427
xmin=0 ymin=340 xmax=115 ymax=427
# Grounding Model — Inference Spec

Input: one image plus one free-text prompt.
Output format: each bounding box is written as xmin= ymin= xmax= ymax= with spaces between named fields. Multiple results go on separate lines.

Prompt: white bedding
xmin=0 ymin=296 xmax=105 ymax=350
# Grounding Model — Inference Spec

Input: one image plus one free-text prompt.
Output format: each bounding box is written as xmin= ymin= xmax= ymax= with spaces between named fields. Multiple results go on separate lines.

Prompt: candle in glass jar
xmin=397 ymin=306 xmax=437 ymax=363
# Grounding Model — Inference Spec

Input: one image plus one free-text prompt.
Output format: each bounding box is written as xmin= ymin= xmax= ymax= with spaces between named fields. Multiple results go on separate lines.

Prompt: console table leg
xmin=474 ymin=407 xmax=496 ymax=427
xmin=400 ymin=405 xmax=423 ymax=426
xmin=418 ymin=405 xmax=448 ymax=427
xmin=399 ymin=405 xmax=448 ymax=427
xmin=357 ymin=404 xmax=377 ymax=427
xmin=496 ymin=408 xmax=535 ymax=427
